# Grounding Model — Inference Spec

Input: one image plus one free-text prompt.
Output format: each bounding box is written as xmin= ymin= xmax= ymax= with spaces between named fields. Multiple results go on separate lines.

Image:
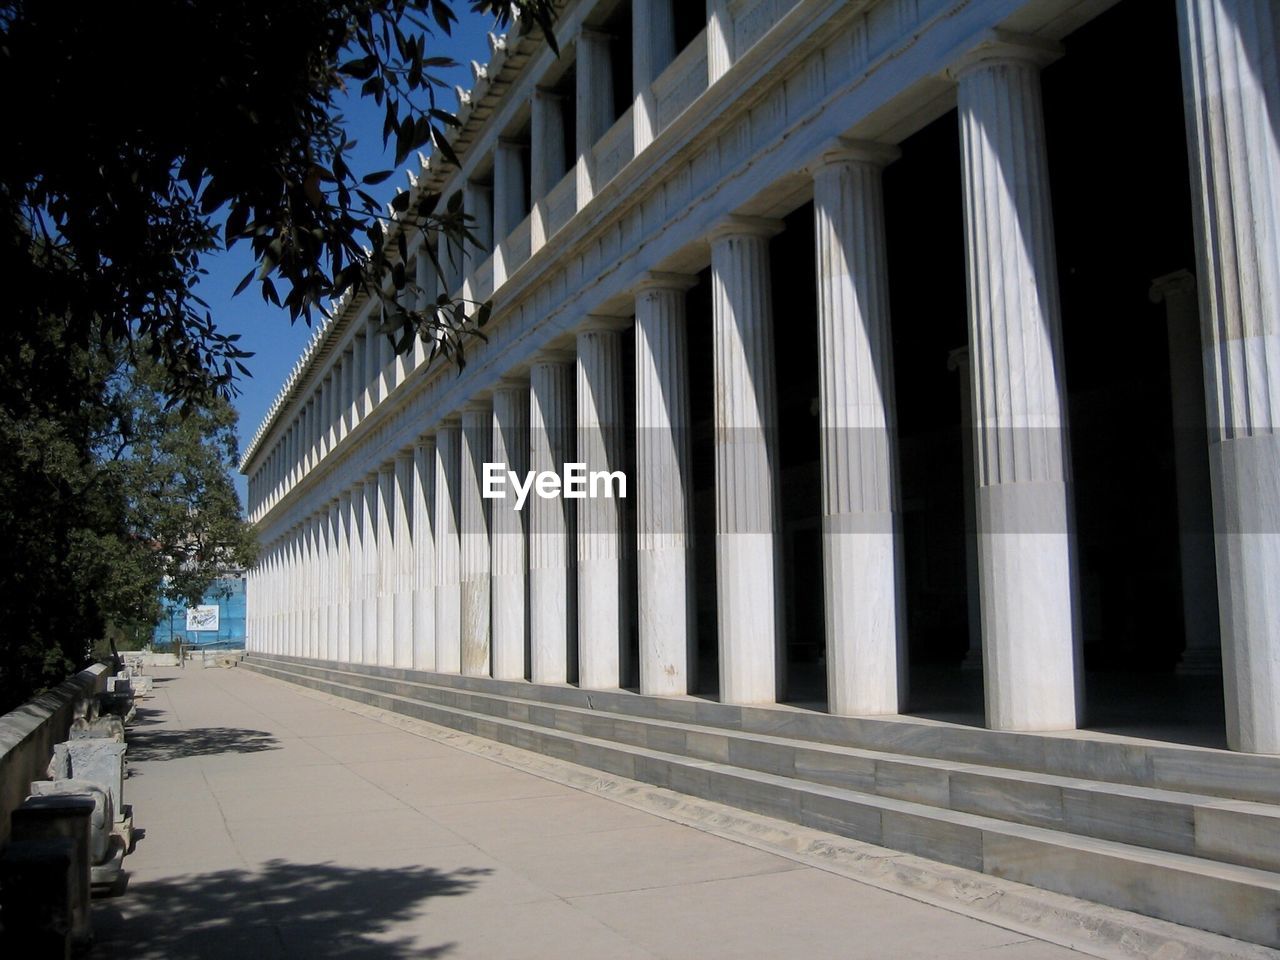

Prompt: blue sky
xmin=205 ymin=9 xmax=505 ymax=507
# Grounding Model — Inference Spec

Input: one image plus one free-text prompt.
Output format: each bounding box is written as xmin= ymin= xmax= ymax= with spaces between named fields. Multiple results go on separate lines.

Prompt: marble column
xmin=413 ymin=438 xmax=437 ymax=670
xmin=707 ymin=0 xmax=733 ymax=84
xmin=1176 ymin=0 xmax=1280 ymax=752
xmin=327 ymin=371 xmax=339 ymax=454
xmin=376 ymin=464 xmax=396 ymax=666
xmin=495 ymin=138 xmax=527 ymax=281
xmin=634 ymin=275 xmax=696 ymax=696
xmin=633 ymin=0 xmax=676 ymax=152
xmin=338 ymin=490 xmax=352 ymax=662
xmin=306 ymin=515 xmax=319 ymax=658
xmin=339 ymin=349 xmax=353 ymax=439
xmin=460 ymin=400 xmax=493 ymax=676
xmin=1149 ymin=271 xmax=1221 ymax=675
xmin=328 ymin=503 xmax=341 ymax=660
xmin=812 ymin=142 xmax=906 ymax=716
xmin=393 ymin=451 xmax=416 ymax=668
xmin=362 ymin=474 xmax=380 ymax=664
xmin=710 ymin=217 xmax=784 ymax=705
xmin=347 ymin=483 xmax=365 ymax=663
xmin=577 ymin=321 xmax=627 ymax=690
xmin=370 ymin=318 xmax=389 ymax=408
xmin=954 ymin=37 xmax=1081 ymax=732
xmin=576 ymin=27 xmax=615 ymax=205
xmin=948 ymin=346 xmax=984 ymax=672
xmin=352 ymin=332 xmax=367 ymax=423
xmin=288 ymin=527 xmax=300 ymax=656
xmin=529 ymin=355 xmax=577 ymax=683
xmin=492 ymin=379 xmax=530 ymax=680
xmin=532 ymin=89 xmax=566 ymax=251
xmin=435 ymin=419 xmax=463 ymax=673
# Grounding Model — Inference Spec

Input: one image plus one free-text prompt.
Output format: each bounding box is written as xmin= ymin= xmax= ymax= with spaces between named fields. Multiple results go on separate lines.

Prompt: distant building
xmin=152 ymin=573 xmax=247 ymax=650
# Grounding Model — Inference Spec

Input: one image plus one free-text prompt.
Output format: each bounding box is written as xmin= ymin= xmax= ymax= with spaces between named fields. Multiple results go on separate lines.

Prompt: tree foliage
xmin=1 ymin=0 xmax=557 ymax=404
xmin=0 ymin=318 xmax=257 ymax=711
xmin=0 ymin=0 xmax=559 ymax=707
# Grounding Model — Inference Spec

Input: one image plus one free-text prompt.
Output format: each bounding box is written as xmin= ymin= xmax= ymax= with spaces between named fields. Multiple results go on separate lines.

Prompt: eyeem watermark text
xmin=483 ymin=463 xmax=627 ymax=510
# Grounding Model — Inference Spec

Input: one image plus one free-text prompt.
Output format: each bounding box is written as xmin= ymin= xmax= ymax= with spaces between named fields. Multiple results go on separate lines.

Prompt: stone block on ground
xmin=11 ymin=796 xmax=94 ymax=944
xmin=69 ymin=716 xmax=125 ymax=742
xmin=0 ymin=837 xmax=75 ymax=960
xmin=28 ymin=779 xmax=114 ymax=866
xmin=95 ymin=691 xmax=136 ymax=725
xmin=48 ymin=741 xmax=127 ymax=821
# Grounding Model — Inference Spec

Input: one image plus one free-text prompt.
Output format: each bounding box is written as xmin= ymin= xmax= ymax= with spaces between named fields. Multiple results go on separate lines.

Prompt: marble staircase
xmin=242 ymin=653 xmax=1280 ymax=949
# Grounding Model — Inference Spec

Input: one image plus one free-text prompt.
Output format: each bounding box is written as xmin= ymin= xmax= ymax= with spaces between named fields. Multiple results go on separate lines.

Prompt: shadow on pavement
xmin=126 ymin=727 xmax=280 ymax=761
xmin=92 ymin=858 xmax=488 ymax=958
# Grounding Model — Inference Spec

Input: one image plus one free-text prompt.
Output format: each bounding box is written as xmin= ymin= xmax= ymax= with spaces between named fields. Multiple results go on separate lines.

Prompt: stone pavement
xmin=92 ymin=667 xmax=1089 ymax=959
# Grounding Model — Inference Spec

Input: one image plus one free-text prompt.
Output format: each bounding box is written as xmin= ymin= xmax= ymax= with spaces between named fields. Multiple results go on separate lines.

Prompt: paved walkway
xmin=93 ymin=666 xmax=1087 ymax=959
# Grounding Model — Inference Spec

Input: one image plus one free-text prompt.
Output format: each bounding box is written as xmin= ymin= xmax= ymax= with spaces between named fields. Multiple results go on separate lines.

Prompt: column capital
xmin=437 ymin=414 xmax=462 ymax=428
xmin=530 ymin=347 xmax=577 ymax=366
xmin=947 ymin=345 xmax=970 ymax=372
xmin=1149 ymin=269 xmax=1196 ymax=304
xmin=534 ymin=86 xmax=566 ymax=103
xmin=494 ymin=373 xmax=531 ymax=392
xmin=707 ymin=215 xmax=785 ymax=244
xmin=578 ymin=25 xmax=614 ymax=43
xmin=461 ymin=394 xmax=493 ymax=413
xmin=634 ymin=271 xmax=699 ymax=295
xmin=378 ymin=461 xmax=395 ymax=476
xmin=947 ymin=30 xmax=1063 ymax=81
xmin=813 ymin=138 xmax=901 ymax=172
xmin=578 ymin=314 xmax=631 ymax=334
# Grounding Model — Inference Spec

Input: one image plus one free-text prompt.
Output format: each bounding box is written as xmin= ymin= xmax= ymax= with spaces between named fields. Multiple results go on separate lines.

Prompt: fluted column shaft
xmin=413 ymin=438 xmax=437 ymax=670
xmin=576 ymin=28 xmax=615 ymax=205
xmin=633 ymin=0 xmax=676 ymax=151
xmin=392 ymin=452 xmax=415 ymax=667
xmin=351 ymin=333 xmax=367 ymax=423
xmin=492 ymin=381 xmax=530 ymax=680
xmin=711 ymin=218 xmax=783 ymax=705
xmin=635 ymin=276 xmax=696 ymax=696
xmin=955 ymin=41 xmax=1080 ymax=731
xmin=813 ymin=144 xmax=905 ymax=716
xmin=361 ymin=475 xmax=380 ymax=664
xmin=461 ymin=403 xmax=493 ymax=676
xmin=529 ymin=357 xmax=577 ymax=683
xmin=435 ymin=420 xmax=463 ymax=673
xmin=577 ymin=325 xmax=626 ymax=690
xmin=346 ymin=485 xmax=364 ymax=662
xmin=327 ymin=502 xmax=341 ymax=660
xmin=338 ymin=490 xmax=352 ymax=662
xmin=1177 ymin=0 xmax=1280 ymax=752
xmin=305 ymin=516 xmax=319 ymax=657
xmin=706 ymin=0 xmax=733 ymax=84
xmin=374 ymin=465 xmax=395 ymax=666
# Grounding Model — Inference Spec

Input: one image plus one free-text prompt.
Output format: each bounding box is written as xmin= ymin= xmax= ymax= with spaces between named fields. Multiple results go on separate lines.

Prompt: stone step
xmin=245 ymin=654 xmax=1280 ymax=874
xmin=246 ymin=653 xmax=1280 ymax=804
xmin=243 ymin=656 xmax=1280 ymax=948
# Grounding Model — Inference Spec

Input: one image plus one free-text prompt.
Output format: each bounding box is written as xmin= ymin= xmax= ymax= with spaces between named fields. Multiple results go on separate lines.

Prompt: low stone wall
xmin=0 ymin=663 xmax=110 ymax=846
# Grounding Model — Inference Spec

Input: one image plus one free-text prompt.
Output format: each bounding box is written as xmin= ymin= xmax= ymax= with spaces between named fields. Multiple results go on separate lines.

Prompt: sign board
xmin=186 ymin=605 xmax=220 ymax=632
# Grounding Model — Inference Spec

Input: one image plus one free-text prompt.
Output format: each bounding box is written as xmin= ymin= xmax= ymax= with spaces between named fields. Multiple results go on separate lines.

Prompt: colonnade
xmin=248 ymin=1 xmax=1280 ymax=754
